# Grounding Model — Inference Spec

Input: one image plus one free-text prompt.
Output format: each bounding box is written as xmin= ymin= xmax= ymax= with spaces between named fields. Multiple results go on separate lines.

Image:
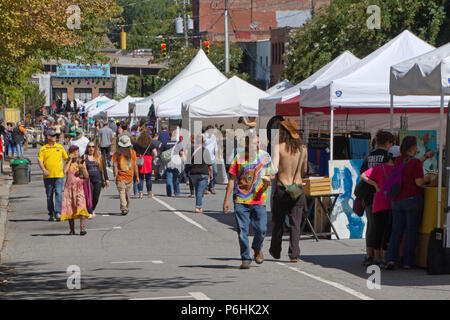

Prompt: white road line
xmin=152 ymin=196 xmax=208 ymax=232
xmin=276 ymin=262 xmax=374 ymax=301
xmin=130 ymin=295 xmax=192 ymax=300
xmin=87 ymin=226 xmax=122 ymax=231
xmin=189 ymin=292 xmax=212 ymax=300
xmin=106 ymin=168 xmax=207 ymax=232
xmin=110 ymin=260 xmax=164 ymax=264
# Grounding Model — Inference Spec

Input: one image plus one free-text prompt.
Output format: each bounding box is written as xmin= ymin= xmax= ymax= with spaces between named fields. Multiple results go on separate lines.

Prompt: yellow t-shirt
xmin=38 ymin=143 xmax=68 ymax=178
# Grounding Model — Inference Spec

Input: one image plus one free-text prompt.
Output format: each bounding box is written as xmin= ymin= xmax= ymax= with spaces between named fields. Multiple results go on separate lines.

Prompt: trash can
xmin=11 ymin=159 xmax=30 ymax=185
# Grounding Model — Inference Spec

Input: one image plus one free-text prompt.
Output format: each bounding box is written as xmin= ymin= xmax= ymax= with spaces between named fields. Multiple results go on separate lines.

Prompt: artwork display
xmin=399 ymin=130 xmax=437 ymax=174
xmin=328 ymin=159 xmax=366 ymax=240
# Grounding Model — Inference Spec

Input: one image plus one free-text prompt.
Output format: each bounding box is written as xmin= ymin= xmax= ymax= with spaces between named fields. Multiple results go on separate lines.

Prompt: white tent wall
xmin=258 ymin=51 xmax=360 ymax=129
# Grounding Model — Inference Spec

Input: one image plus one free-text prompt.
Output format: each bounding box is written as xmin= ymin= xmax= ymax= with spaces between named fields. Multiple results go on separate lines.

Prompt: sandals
xmin=195 ymin=208 xmax=203 ymax=213
xmin=189 ymin=194 xmax=195 ymax=198
xmin=139 ymin=192 xmax=143 ymax=199
xmin=148 ymin=193 xmax=154 ymax=198
xmin=80 ymin=230 xmax=87 ymax=236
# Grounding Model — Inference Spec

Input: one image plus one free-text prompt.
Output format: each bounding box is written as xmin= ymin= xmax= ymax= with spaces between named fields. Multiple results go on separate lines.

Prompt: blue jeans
xmin=16 ymin=142 xmax=24 ymax=158
xmin=133 ymin=175 xmax=138 ymax=195
xmin=208 ymin=161 xmax=218 ymax=190
xmin=190 ymin=174 xmax=209 ymax=208
xmin=234 ymin=203 xmax=267 ymax=262
xmin=165 ymin=168 xmax=180 ymax=196
xmin=44 ymin=178 xmax=64 ymax=217
xmin=138 ymin=172 xmax=152 ymax=193
xmin=387 ymin=195 xmax=424 ymax=267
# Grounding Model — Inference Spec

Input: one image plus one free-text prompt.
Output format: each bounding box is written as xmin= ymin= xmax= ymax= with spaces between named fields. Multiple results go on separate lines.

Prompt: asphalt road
xmin=1 ymin=147 xmax=450 ymax=300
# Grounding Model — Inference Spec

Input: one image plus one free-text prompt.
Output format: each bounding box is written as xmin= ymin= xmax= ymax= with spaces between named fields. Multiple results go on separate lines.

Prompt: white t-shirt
xmin=68 ymin=136 xmax=90 ymax=156
xmin=203 ymin=134 xmax=218 ymax=163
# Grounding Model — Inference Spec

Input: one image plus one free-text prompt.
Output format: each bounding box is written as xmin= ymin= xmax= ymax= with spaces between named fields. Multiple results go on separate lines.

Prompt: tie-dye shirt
xmin=229 ymin=150 xmax=276 ymax=205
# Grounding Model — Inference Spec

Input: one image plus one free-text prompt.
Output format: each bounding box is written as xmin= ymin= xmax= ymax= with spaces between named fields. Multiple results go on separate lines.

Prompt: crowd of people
xmin=0 ymin=121 xmax=27 ymax=159
xmin=358 ymin=130 xmax=435 ymax=270
xmin=33 ymin=110 xmax=435 ymax=270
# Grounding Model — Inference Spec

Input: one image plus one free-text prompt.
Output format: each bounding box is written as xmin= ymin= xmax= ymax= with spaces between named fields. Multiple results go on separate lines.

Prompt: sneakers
xmin=254 ymin=249 xmax=264 ymax=264
xmin=290 ymin=257 xmax=299 ymax=263
xmin=55 ymin=213 xmax=61 ymax=221
xmin=240 ymin=261 xmax=251 ymax=269
xmin=362 ymin=255 xmax=374 ymax=266
xmin=121 ymin=210 xmax=128 ymax=216
xmin=48 ymin=216 xmax=55 ymax=222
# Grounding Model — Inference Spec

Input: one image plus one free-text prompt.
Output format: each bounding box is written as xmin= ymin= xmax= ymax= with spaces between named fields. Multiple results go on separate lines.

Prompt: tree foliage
xmin=283 ymin=0 xmax=447 ymax=84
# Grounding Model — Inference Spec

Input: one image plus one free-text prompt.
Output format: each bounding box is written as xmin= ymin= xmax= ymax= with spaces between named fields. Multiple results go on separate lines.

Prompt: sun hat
xmin=118 ymin=135 xmax=132 ymax=148
xmin=280 ymin=118 xmax=300 ymax=139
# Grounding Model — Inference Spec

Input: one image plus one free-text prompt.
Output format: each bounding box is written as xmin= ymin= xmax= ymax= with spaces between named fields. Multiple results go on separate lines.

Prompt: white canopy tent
xmin=390 ymin=42 xmax=450 ymax=244
xmin=129 ymin=49 xmax=227 ymax=120
xmin=300 ymin=30 xmax=446 ymax=160
xmin=88 ymin=99 xmax=118 ymax=118
xmin=101 ymin=96 xmax=143 ymax=119
xmin=83 ymin=96 xmax=111 ymax=114
xmin=265 ymin=79 xmax=293 ymax=95
xmin=182 ymin=76 xmax=269 ymax=135
xmin=156 ymin=85 xmax=206 ymax=119
xmin=258 ymin=50 xmax=360 ymax=129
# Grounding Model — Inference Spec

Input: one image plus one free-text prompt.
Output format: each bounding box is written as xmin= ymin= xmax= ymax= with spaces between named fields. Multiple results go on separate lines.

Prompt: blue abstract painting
xmin=328 ymin=160 xmax=367 ymax=239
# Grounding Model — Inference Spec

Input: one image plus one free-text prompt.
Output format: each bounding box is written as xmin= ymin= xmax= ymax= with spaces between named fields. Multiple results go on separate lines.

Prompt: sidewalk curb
xmin=0 ymin=161 xmax=13 ymax=262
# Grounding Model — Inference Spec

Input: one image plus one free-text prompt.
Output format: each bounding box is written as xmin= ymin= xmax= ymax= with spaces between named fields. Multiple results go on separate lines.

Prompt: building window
xmin=74 ymin=88 xmax=92 ymax=103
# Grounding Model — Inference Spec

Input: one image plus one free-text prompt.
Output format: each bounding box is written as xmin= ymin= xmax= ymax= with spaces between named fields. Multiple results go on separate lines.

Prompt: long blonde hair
xmin=85 ymin=143 xmax=104 ymax=172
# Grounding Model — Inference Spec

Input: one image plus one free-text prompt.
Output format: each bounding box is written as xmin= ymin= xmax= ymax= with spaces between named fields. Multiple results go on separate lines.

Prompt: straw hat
xmin=280 ymin=118 xmax=300 ymax=139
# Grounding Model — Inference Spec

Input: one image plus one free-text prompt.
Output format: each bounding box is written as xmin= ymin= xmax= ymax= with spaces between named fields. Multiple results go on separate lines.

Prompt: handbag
xmin=83 ymin=179 xmax=92 ymax=209
xmin=281 ymin=147 xmax=304 ymax=201
xmin=353 ymin=198 xmax=365 ymax=217
xmin=160 ymin=147 xmax=174 ymax=165
xmin=137 ymin=143 xmax=151 ymax=168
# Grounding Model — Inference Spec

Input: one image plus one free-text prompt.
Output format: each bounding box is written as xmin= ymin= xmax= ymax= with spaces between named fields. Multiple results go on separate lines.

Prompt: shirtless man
xmin=269 ymin=118 xmax=307 ymax=263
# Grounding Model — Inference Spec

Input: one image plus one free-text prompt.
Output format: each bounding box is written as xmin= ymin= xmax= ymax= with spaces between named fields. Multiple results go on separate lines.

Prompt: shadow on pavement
xmin=179 ymin=264 xmax=238 ymax=270
xmin=300 ymin=254 xmax=450 ymax=287
xmin=0 ymin=260 xmax=229 ymax=299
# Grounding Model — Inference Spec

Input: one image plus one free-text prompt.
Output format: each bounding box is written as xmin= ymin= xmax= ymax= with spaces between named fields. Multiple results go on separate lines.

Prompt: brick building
xmin=193 ymin=0 xmax=330 ymax=88
xmin=193 ymin=0 xmax=329 ymax=42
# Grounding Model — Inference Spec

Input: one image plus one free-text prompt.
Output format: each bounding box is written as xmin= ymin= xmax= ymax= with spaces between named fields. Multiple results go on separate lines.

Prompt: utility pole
xmin=224 ymin=0 xmax=230 ymax=73
xmin=183 ymin=0 xmax=189 ymax=48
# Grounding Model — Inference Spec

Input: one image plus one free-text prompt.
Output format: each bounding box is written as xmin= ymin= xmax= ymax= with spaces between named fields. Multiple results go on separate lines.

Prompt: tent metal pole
xmin=330 ymin=106 xmax=334 ymax=161
xmin=438 ymin=94 xmax=444 ymax=232
xmin=299 ymin=106 xmax=303 ymax=130
xmin=390 ymin=94 xmax=394 ymax=131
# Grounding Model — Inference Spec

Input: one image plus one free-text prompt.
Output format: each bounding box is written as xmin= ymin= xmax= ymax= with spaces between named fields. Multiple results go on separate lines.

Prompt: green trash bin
xmin=11 ymin=159 xmax=30 ymax=185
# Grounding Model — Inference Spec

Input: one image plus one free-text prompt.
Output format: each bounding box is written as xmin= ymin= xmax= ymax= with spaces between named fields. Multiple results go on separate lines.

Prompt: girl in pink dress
xmin=61 ymin=145 xmax=90 ymax=235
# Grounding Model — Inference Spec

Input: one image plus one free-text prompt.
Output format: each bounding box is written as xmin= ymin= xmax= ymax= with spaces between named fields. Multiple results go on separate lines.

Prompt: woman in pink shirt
xmin=360 ymin=147 xmax=399 ymax=267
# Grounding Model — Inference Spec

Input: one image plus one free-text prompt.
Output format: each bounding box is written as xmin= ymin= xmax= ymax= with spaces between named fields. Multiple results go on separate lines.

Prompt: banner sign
xmin=57 ymin=64 xmax=110 ymax=78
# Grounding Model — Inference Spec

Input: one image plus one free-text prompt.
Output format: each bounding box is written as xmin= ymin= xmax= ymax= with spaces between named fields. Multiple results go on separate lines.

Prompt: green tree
xmin=283 ymin=0 xmax=447 ymax=84
xmin=24 ymin=84 xmax=46 ymax=114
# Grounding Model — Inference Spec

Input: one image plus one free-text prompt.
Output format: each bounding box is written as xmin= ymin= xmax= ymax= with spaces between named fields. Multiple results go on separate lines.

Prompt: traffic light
xmin=161 ymin=39 xmax=167 ymax=57
xmin=204 ymin=41 xmax=210 ymax=55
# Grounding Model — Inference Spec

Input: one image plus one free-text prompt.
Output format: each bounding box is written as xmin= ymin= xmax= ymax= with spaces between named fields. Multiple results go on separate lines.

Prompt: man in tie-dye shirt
xmin=223 ymin=131 xmax=276 ymax=269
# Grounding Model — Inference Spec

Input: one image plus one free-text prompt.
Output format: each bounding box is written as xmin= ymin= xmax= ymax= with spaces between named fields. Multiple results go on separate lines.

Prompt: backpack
xmin=160 ymin=147 xmax=173 ymax=165
xmin=382 ymin=156 xmax=412 ymax=201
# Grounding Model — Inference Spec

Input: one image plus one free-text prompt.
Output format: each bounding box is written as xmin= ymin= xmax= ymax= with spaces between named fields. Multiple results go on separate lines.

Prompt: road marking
xmin=129 ymin=292 xmax=212 ymax=300
xmin=87 ymin=226 xmax=122 ymax=231
xmin=152 ymin=196 xmax=208 ymax=232
xmin=107 ymin=167 xmax=207 ymax=231
xmin=110 ymin=260 xmax=164 ymax=264
xmin=276 ymin=262 xmax=374 ymax=300
xmin=189 ymin=292 xmax=212 ymax=300
xmin=130 ymin=295 xmax=192 ymax=300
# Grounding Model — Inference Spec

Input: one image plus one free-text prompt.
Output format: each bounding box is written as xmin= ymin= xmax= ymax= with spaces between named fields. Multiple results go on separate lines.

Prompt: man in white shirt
xmin=68 ymin=127 xmax=90 ymax=156
xmin=203 ymin=126 xmax=219 ymax=195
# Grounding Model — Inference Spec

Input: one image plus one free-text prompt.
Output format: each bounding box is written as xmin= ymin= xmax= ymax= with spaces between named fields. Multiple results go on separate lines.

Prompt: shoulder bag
xmin=136 ymin=143 xmax=151 ymax=168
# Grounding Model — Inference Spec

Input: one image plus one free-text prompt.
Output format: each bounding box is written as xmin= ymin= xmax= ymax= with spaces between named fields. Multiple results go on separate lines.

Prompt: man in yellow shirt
xmin=38 ymin=128 xmax=68 ymax=221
